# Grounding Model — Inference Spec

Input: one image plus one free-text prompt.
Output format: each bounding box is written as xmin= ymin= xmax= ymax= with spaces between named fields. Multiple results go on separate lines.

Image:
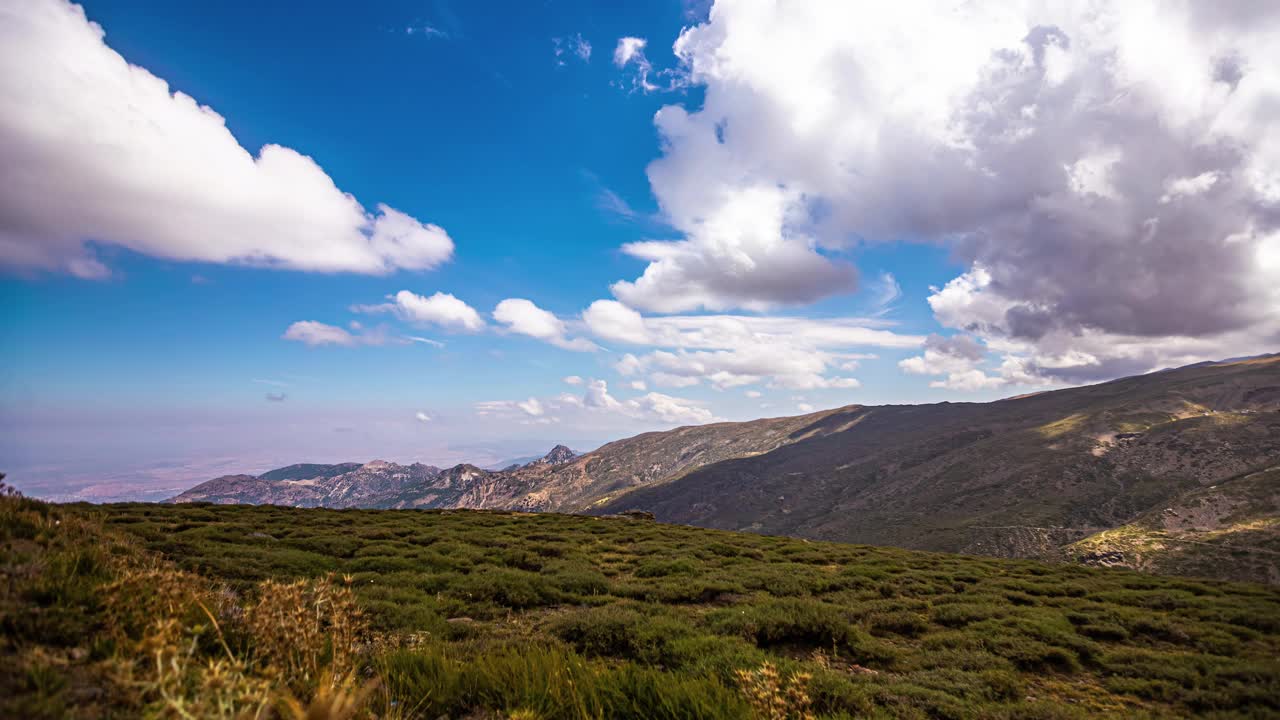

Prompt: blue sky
xmin=3 ymin=0 xmax=1277 ymax=500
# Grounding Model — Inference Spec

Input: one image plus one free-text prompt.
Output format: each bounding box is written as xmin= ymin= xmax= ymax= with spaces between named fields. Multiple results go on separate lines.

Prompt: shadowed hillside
xmin=592 ymin=355 xmax=1280 ymax=583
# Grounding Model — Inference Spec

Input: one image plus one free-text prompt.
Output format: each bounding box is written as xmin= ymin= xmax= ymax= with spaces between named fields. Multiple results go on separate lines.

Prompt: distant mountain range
xmin=170 ymin=445 xmax=580 ymax=509
xmin=170 ymin=355 xmax=1280 ymax=584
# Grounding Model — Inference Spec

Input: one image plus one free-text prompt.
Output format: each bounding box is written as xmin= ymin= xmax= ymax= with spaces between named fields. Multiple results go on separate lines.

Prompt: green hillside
xmin=5 ymin=494 xmax=1280 ymax=718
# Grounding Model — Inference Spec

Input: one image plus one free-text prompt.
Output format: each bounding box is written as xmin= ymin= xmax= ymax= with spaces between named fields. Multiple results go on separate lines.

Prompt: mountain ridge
xmin=168 ymin=354 xmax=1280 ymax=583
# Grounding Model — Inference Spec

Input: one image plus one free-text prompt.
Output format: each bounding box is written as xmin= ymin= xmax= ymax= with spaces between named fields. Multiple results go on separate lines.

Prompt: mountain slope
xmin=442 ymin=408 xmax=857 ymax=513
xmin=591 ymin=355 xmax=1280 ymax=582
xmin=1067 ymin=465 xmax=1280 ymax=584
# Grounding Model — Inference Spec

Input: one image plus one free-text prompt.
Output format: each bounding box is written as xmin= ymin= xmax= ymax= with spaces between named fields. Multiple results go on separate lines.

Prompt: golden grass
xmin=734 ymin=662 xmax=815 ymax=720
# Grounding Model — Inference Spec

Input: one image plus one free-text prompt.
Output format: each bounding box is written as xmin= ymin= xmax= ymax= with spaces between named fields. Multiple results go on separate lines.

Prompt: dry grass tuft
xmin=245 ymin=574 xmax=369 ymax=688
xmin=734 ymin=662 xmax=814 ymax=720
xmin=278 ymin=671 xmax=378 ymax=720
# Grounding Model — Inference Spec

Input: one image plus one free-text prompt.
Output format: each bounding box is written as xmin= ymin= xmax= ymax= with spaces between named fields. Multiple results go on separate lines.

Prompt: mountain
xmin=258 ymin=462 xmax=361 ymax=482
xmin=169 ymin=460 xmax=442 ymax=508
xmin=530 ymin=444 xmax=577 ymax=466
xmin=168 ymin=355 xmax=1280 ymax=583
xmin=168 ymin=445 xmax=581 ymax=509
xmin=589 ymin=354 xmax=1280 ymax=582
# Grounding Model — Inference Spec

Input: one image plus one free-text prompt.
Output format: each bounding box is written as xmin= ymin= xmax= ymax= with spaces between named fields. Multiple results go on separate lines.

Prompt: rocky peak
xmin=533 ymin=445 xmax=577 ymax=466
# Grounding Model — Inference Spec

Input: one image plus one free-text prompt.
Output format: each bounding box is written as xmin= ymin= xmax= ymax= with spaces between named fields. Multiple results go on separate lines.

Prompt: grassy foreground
xmin=4 ymin=491 xmax=1280 ymax=718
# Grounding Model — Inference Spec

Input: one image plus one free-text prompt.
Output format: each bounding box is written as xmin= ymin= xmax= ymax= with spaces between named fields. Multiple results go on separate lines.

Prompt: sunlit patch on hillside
xmin=1036 ymin=413 xmax=1088 ymax=439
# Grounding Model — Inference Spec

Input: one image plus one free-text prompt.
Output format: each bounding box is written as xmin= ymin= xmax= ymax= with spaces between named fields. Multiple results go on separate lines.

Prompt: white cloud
xmin=924 ymin=265 xmax=1280 ymax=386
xmin=494 ymin=298 xmax=598 ymax=352
xmin=929 ymin=369 xmax=1008 ymax=392
xmin=554 ymin=392 xmax=585 ymax=409
xmin=634 ymin=0 xmax=1280 ymax=383
xmin=571 ymin=33 xmax=591 ymax=61
xmin=553 ymin=33 xmax=591 ymax=65
xmin=596 ymin=189 xmax=638 ymax=221
xmin=744 ymin=390 xmax=762 ymax=398
xmin=415 ymin=411 xmax=432 ymax=423
xmin=651 ymin=372 xmax=701 ymax=389
xmin=628 ymin=392 xmax=716 ymax=425
xmin=582 ymin=300 xmax=652 ymax=345
xmin=629 ymin=380 xmax=647 ymax=391
xmin=282 ymin=321 xmax=394 ymax=347
xmin=625 ymin=346 xmax=862 ymax=391
xmin=612 ymin=36 xmax=684 ymax=93
xmin=585 ymin=303 xmax=918 ymax=390
xmin=610 ymin=186 xmax=857 ymax=313
xmin=899 ymin=332 xmax=1047 ymax=391
xmin=613 ymin=36 xmax=647 ymax=66
xmin=869 ymin=272 xmax=902 ymax=314
xmin=583 ymin=379 xmax=622 ymax=411
xmin=899 ymin=334 xmax=987 ymax=377
xmin=585 ymin=378 xmax=716 ymax=424
xmin=475 ymin=398 xmax=546 ymax=419
xmin=355 ymin=290 xmax=484 ymax=332
xmin=562 ymin=375 xmax=584 ymax=386
xmin=0 ymin=0 xmax=455 ymax=277
xmin=486 ymin=378 xmax=717 ymax=427
xmin=516 ymin=397 xmax=545 ymax=417
xmin=583 ymin=302 xmax=921 ymax=351
xmin=1160 ymin=172 xmax=1220 ymax=203
xmin=615 ymin=353 xmax=644 ymax=376
xmin=796 ymin=403 xmax=814 ymax=413
xmin=406 ymin=25 xmax=447 ymax=39
xmin=405 ymin=335 xmax=445 ymax=348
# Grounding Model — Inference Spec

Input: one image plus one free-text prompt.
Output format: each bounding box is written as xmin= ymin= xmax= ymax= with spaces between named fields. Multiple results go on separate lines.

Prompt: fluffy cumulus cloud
xmin=633 ymin=0 xmax=1280 ymax=384
xmin=898 ymin=334 xmax=1002 ymax=390
xmin=584 ymin=299 xmax=919 ymax=390
xmin=611 ymin=186 xmax=857 ymax=313
xmin=493 ymin=299 xmax=598 ymax=352
xmin=0 ymin=0 xmax=454 ymax=277
xmin=354 ymin=291 xmax=485 ymax=332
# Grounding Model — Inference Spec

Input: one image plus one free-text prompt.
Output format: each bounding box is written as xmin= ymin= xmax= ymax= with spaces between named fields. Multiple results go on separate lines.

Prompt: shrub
xmin=545 ymin=560 xmax=611 ymax=597
xmin=867 ymin=610 xmax=930 ymax=637
xmin=450 ymin=568 xmax=560 ymax=609
xmin=550 ymin=605 xmax=694 ymax=665
xmin=708 ymin=599 xmax=895 ymax=665
xmin=932 ymin=602 xmax=1005 ymax=628
xmin=635 ymin=558 xmax=700 ymax=578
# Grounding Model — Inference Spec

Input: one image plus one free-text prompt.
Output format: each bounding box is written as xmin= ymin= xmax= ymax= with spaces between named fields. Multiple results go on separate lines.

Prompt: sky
xmin=2 ymin=0 xmax=1279 ymax=501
